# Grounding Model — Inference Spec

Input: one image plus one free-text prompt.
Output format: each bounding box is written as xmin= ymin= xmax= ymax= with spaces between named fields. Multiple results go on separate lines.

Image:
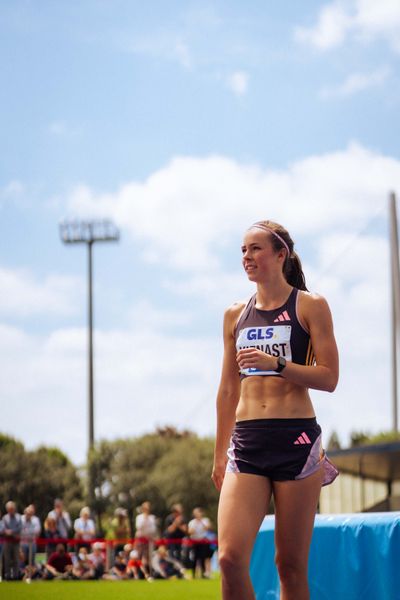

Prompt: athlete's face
xmin=241 ymin=228 xmax=285 ymax=281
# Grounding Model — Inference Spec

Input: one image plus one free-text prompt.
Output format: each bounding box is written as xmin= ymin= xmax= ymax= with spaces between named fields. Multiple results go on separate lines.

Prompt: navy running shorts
xmin=226 ymin=417 xmax=338 ymax=486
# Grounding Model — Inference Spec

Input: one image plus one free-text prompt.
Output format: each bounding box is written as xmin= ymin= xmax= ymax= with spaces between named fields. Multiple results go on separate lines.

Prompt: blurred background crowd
xmin=0 ymin=497 xmax=216 ymax=582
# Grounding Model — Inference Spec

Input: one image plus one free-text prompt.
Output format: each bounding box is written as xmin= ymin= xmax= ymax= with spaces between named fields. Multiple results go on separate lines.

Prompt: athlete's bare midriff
xmin=235 ymin=375 xmax=316 ymax=421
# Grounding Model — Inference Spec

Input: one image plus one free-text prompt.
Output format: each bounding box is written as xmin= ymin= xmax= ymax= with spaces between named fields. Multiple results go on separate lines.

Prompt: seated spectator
xmin=88 ymin=541 xmax=105 ymax=580
xmin=151 ymin=544 xmax=186 ymax=579
xmin=43 ymin=516 xmax=60 ymax=558
xmin=71 ymin=546 xmax=95 ymax=580
xmin=102 ymin=548 xmax=129 ymax=580
xmin=2 ymin=501 xmax=22 ymax=581
xmin=126 ymin=548 xmax=146 ymax=580
xmin=112 ymin=549 xmax=129 ymax=579
xmin=74 ymin=506 xmax=96 ymax=549
xmin=44 ymin=543 xmax=73 ymax=579
xmin=188 ymin=507 xmax=211 ymax=579
xmin=47 ymin=499 xmax=71 ymax=545
xmin=163 ymin=503 xmax=188 ymax=562
xmin=21 ymin=504 xmax=41 ymax=565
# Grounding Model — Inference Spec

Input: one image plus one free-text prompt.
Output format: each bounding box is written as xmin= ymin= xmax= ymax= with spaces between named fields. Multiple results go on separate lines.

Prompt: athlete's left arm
xmin=280 ymin=293 xmax=339 ymax=392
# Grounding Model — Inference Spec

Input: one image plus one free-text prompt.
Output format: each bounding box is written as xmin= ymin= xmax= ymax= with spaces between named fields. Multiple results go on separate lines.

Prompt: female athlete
xmin=212 ymin=220 xmax=339 ymax=600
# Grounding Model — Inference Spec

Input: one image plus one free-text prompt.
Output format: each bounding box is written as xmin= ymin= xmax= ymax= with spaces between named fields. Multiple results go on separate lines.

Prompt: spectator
xmin=43 ymin=516 xmax=60 ymax=558
xmin=71 ymin=546 xmax=95 ymax=580
xmin=163 ymin=503 xmax=188 ymax=562
xmin=126 ymin=548 xmax=151 ymax=580
xmin=151 ymin=544 xmax=186 ymax=579
xmin=108 ymin=507 xmax=131 ymax=554
xmin=107 ymin=549 xmax=129 ymax=580
xmin=74 ymin=506 xmax=96 ymax=549
xmin=47 ymin=498 xmax=71 ymax=544
xmin=21 ymin=504 xmax=41 ymax=565
xmin=188 ymin=507 xmax=211 ymax=579
xmin=44 ymin=543 xmax=73 ymax=580
xmin=2 ymin=501 xmax=22 ymax=580
xmin=135 ymin=501 xmax=157 ymax=569
xmin=88 ymin=541 xmax=105 ymax=580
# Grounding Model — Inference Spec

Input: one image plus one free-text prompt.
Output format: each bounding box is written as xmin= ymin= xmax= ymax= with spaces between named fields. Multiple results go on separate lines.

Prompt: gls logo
xmin=246 ymin=327 xmax=274 ymax=341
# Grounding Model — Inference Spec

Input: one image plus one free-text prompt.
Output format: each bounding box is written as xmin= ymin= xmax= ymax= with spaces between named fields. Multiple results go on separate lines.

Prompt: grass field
xmin=0 ymin=579 xmax=221 ymax=600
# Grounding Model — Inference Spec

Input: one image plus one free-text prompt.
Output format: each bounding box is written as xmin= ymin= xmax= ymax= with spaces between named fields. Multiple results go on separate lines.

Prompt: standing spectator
xmin=188 ymin=507 xmax=211 ymax=579
xmin=135 ymin=501 xmax=157 ymax=567
xmin=163 ymin=503 xmax=188 ymax=562
xmin=47 ymin=498 xmax=71 ymax=546
xmin=74 ymin=507 xmax=96 ymax=550
xmin=2 ymin=501 xmax=22 ymax=580
xmin=21 ymin=504 xmax=41 ymax=566
xmin=108 ymin=507 xmax=131 ymax=554
xmin=44 ymin=543 xmax=73 ymax=579
xmin=43 ymin=516 xmax=60 ymax=558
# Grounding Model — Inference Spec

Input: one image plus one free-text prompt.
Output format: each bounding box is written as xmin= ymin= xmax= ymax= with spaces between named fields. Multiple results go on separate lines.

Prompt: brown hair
xmin=252 ymin=220 xmax=308 ymax=291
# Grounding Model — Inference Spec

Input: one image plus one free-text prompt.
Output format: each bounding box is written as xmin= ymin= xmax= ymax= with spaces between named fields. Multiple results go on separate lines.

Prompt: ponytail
xmin=283 ymin=251 xmax=308 ymax=291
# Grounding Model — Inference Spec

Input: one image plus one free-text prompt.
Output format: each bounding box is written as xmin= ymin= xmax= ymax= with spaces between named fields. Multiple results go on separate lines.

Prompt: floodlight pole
xmin=88 ymin=240 xmax=94 ymax=448
xmin=389 ymin=192 xmax=400 ymax=432
xmin=59 ymin=220 xmax=120 ymax=505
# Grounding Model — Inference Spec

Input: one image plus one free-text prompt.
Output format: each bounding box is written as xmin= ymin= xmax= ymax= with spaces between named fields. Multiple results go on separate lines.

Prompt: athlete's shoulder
xmin=223 ymin=300 xmax=249 ymax=337
xmin=297 ymin=290 xmax=333 ymax=323
xmin=298 ymin=290 xmax=330 ymax=308
xmin=225 ymin=299 xmax=248 ymax=316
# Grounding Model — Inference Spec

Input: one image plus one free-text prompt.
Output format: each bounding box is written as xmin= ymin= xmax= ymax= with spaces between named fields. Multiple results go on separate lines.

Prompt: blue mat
xmin=250 ymin=512 xmax=400 ymax=600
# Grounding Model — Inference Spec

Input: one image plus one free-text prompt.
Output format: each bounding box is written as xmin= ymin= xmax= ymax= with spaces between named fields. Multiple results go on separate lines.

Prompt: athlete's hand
xmin=211 ymin=458 xmax=227 ymax=491
xmin=236 ymin=347 xmax=277 ymax=371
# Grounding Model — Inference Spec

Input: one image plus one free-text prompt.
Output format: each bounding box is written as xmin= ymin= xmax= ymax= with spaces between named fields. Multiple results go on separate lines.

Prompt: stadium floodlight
xmin=59 ymin=218 xmax=120 ymax=505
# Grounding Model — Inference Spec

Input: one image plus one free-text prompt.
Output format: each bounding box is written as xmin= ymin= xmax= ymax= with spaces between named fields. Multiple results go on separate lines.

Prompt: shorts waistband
xmin=235 ymin=417 xmax=317 ymax=429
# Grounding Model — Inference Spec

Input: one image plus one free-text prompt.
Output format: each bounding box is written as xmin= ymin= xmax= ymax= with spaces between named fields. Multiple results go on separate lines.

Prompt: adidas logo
xmin=294 ymin=432 xmax=312 ymax=445
xmin=274 ymin=310 xmax=290 ymax=322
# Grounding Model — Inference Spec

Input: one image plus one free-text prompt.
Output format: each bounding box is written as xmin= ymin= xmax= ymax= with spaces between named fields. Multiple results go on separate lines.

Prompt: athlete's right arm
xmin=211 ymin=303 xmax=243 ymax=491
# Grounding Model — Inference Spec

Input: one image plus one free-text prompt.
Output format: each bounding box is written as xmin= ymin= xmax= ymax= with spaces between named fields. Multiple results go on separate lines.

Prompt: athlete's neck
xmin=255 ymin=278 xmax=293 ymax=310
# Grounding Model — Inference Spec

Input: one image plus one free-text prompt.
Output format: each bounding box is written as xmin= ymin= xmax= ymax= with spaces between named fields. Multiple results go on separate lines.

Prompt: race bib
xmin=236 ymin=325 xmax=292 ymax=376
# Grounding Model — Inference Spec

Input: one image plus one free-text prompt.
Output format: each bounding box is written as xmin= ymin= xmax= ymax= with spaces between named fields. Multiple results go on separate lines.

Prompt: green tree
xmin=88 ymin=428 xmax=218 ymax=534
xmin=0 ymin=434 xmax=83 ymax=524
xmin=350 ymin=430 xmax=400 ymax=447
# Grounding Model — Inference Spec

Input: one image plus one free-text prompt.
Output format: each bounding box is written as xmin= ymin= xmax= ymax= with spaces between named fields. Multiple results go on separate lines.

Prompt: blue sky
xmin=1 ymin=0 xmax=400 ymax=465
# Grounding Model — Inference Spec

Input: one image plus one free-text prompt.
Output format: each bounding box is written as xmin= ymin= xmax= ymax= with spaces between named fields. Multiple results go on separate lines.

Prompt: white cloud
xmin=295 ymin=0 xmax=400 ymax=53
xmin=320 ymin=67 xmax=390 ymax=98
xmin=0 ymin=266 xmax=84 ymax=318
xmin=295 ymin=3 xmax=352 ymax=49
xmin=227 ymin=71 xmax=249 ymax=96
xmin=66 ymin=142 xmax=400 ymax=273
